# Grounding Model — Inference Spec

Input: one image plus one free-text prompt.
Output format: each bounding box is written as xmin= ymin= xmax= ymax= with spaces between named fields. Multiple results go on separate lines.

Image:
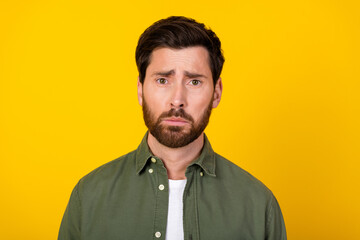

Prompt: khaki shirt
xmin=59 ymin=133 xmax=286 ymax=240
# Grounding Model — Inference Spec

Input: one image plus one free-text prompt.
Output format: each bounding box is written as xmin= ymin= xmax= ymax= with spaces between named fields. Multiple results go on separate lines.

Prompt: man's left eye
xmin=190 ymin=80 xmax=201 ymax=86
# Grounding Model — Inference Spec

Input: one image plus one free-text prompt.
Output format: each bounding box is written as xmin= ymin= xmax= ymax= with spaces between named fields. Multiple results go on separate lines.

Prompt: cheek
xmin=144 ymin=92 xmax=167 ymax=116
xmin=144 ymin=84 xmax=166 ymax=105
xmin=190 ymin=96 xmax=213 ymax=119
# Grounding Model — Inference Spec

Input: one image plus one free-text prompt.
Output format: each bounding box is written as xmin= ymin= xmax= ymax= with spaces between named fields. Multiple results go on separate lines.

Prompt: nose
xmin=170 ymin=83 xmax=186 ymax=109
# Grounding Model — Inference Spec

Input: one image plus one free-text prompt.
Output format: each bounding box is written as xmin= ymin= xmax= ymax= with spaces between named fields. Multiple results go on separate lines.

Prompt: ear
xmin=137 ymin=77 xmax=143 ymax=106
xmin=212 ymin=77 xmax=223 ymax=108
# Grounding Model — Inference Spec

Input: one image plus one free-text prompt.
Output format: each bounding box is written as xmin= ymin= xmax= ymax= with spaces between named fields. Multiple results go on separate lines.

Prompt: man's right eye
xmin=156 ymin=78 xmax=168 ymax=84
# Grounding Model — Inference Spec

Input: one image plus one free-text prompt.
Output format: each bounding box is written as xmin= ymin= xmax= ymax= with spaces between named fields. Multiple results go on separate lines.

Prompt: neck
xmin=147 ymin=132 xmax=204 ymax=180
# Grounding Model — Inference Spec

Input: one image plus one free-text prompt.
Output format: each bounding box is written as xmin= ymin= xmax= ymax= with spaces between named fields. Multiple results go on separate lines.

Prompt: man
xmin=59 ymin=16 xmax=286 ymax=240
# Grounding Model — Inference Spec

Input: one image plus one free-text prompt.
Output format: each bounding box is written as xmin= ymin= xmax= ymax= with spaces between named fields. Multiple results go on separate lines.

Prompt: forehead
xmin=146 ymin=46 xmax=212 ymax=76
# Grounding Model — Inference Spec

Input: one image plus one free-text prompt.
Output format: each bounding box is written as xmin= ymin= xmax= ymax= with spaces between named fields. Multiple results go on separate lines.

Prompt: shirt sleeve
xmin=58 ymin=183 xmax=82 ymax=240
xmin=265 ymin=194 xmax=287 ymax=240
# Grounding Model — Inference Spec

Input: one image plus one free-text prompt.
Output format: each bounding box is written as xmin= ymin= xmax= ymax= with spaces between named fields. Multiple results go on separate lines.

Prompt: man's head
xmin=136 ymin=16 xmax=224 ymax=148
xmin=135 ymin=16 xmax=224 ymax=86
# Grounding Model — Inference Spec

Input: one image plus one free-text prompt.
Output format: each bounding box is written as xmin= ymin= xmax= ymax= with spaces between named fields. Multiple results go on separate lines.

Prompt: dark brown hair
xmin=135 ymin=16 xmax=225 ymax=85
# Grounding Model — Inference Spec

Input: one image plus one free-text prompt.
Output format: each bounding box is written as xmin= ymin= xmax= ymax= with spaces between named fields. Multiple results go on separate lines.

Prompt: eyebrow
xmin=151 ymin=70 xmax=207 ymax=78
xmin=151 ymin=70 xmax=175 ymax=77
xmin=184 ymin=71 xmax=207 ymax=79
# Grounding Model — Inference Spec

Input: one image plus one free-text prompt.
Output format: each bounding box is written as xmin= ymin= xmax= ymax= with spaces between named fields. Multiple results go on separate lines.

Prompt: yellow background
xmin=1 ymin=0 xmax=359 ymax=239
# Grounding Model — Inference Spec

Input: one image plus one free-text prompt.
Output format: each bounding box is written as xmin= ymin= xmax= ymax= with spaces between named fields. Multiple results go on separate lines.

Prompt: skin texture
xmin=137 ymin=46 xmax=223 ymax=179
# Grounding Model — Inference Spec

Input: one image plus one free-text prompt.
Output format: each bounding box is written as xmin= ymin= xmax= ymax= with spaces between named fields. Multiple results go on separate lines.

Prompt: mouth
xmin=161 ymin=117 xmax=189 ymax=126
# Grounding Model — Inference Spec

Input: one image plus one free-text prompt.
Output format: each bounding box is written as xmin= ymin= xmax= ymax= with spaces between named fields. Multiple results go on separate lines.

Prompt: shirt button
xmin=148 ymin=168 xmax=154 ymax=174
xmin=158 ymin=184 xmax=165 ymax=191
xmin=200 ymin=171 xmax=204 ymax=177
xmin=151 ymin=157 xmax=156 ymax=163
xmin=155 ymin=231 xmax=161 ymax=238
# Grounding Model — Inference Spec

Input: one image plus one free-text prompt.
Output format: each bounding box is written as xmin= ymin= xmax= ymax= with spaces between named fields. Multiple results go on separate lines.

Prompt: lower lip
xmin=163 ymin=120 xmax=189 ymax=126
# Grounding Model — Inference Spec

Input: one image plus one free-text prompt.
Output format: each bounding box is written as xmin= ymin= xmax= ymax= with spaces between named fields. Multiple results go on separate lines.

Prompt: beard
xmin=142 ymin=96 xmax=213 ymax=148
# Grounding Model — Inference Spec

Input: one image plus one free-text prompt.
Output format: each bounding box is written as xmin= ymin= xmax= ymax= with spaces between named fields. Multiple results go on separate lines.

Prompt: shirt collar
xmin=135 ymin=132 xmax=216 ymax=177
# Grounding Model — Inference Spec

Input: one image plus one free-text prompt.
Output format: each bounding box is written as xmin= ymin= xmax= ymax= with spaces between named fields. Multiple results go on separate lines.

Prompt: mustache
xmin=158 ymin=108 xmax=194 ymax=123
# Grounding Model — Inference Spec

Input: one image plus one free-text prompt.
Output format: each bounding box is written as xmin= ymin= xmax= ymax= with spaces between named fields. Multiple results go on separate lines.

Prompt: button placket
xmin=183 ymin=168 xmax=200 ymax=240
xmin=152 ymin=156 xmax=168 ymax=240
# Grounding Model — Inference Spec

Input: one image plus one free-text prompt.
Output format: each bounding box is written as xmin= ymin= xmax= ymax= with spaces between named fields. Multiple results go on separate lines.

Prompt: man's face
xmin=138 ymin=46 xmax=222 ymax=148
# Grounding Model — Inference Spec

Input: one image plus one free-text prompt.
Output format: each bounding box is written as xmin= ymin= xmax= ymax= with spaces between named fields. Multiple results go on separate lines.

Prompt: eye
xmin=156 ymin=78 xmax=168 ymax=84
xmin=189 ymin=79 xmax=201 ymax=86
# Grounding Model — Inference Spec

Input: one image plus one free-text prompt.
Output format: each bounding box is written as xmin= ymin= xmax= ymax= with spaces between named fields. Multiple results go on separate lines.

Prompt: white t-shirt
xmin=165 ymin=179 xmax=187 ymax=240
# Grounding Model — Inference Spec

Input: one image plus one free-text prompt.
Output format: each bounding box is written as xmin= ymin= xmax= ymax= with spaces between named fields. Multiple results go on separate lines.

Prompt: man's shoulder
xmin=214 ymin=152 xmax=273 ymax=198
xmin=77 ymin=149 xmax=137 ymax=190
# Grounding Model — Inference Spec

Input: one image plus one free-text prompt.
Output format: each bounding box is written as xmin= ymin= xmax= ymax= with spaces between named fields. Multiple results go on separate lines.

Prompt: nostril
xmin=170 ymin=103 xmax=184 ymax=108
